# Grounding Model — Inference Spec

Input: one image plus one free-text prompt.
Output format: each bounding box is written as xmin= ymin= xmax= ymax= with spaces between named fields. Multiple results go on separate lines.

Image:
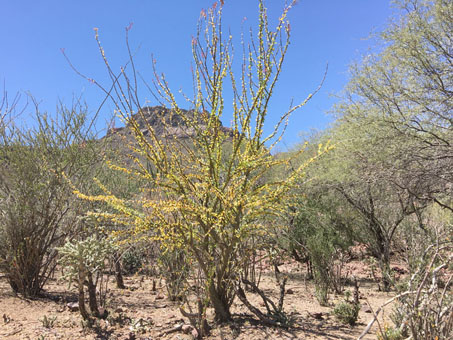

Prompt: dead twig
xmin=156 ymin=323 xmax=183 ymax=337
xmin=357 ymin=291 xmax=414 ymax=340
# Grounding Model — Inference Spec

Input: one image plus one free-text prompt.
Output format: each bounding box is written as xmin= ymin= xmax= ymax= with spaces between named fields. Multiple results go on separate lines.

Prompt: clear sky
xmin=1 ymin=0 xmax=393 ymax=149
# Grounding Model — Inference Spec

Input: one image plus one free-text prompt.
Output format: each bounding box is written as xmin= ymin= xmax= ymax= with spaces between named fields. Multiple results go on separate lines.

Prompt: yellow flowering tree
xmin=76 ymin=0 xmax=326 ymax=323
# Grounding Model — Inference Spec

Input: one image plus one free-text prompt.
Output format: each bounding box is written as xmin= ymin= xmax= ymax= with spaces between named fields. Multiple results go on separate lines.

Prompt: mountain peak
xmin=106 ymin=106 xmax=233 ymax=139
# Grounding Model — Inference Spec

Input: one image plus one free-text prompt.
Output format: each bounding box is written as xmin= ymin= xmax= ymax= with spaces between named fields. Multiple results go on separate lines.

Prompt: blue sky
xmin=1 ymin=1 xmax=393 ymax=149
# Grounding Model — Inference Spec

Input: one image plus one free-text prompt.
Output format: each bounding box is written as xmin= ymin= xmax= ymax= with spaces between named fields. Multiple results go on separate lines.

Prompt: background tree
xmin=331 ymin=122 xmax=423 ymax=291
xmin=305 ymin=0 xmax=453 ymax=292
xmin=275 ymin=136 xmax=354 ymax=302
xmin=0 ymin=99 xmax=102 ymax=297
xmin=336 ymin=0 xmax=453 ymax=211
xmin=330 ymin=0 xmax=453 ymax=336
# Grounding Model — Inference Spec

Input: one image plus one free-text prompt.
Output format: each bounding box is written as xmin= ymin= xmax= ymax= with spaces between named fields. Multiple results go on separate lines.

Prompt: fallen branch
xmin=157 ymin=323 xmax=183 ymax=337
xmin=357 ymin=291 xmax=414 ymax=340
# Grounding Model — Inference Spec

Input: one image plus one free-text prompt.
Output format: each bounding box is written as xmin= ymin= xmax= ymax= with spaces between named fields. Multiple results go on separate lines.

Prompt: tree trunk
xmin=78 ymin=272 xmax=91 ymax=322
xmin=307 ymin=259 xmax=313 ymax=280
xmin=208 ymin=283 xmax=231 ymax=322
xmin=86 ymin=273 xmax=100 ymax=317
xmin=369 ymin=219 xmax=392 ymax=292
xmin=114 ymin=254 xmax=126 ymax=289
xmin=379 ymin=250 xmax=392 ymax=292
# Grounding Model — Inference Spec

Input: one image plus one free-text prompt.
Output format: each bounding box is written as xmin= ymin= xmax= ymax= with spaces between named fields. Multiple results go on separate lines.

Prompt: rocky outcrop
xmin=106 ymin=106 xmax=233 ymax=140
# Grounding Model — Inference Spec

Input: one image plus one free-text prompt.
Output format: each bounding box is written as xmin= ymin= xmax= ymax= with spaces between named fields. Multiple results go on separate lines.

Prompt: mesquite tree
xmin=336 ymin=0 xmax=453 ymax=211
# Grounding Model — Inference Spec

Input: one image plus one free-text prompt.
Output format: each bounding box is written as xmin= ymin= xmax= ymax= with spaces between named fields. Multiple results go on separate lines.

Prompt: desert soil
xmin=0 ymin=260 xmax=400 ymax=340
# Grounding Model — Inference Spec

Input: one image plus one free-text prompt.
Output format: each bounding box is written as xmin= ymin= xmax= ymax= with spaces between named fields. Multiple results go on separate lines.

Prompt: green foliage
xmin=308 ymin=0 xmax=453 ymax=295
xmin=377 ymin=325 xmax=403 ymax=340
xmin=327 ymin=1 xmax=453 ymax=336
xmin=39 ymin=315 xmax=57 ymax=329
xmin=0 ymin=100 xmax=102 ymax=297
xmin=280 ymin=139 xmax=354 ymax=302
xmin=58 ymin=235 xmax=116 ymax=285
xmin=333 ymin=300 xmax=360 ymax=326
xmin=336 ymin=0 xmax=453 ymax=211
xmin=297 ymin=192 xmax=352 ymax=300
xmin=121 ymin=248 xmax=144 ymax=275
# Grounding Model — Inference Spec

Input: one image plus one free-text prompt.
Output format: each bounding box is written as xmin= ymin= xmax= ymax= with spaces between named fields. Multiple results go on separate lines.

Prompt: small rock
xmin=311 ymin=312 xmax=323 ymax=320
xmin=155 ymin=304 xmax=168 ymax=309
xmin=155 ymin=293 xmax=165 ymax=300
xmin=286 ymin=288 xmax=295 ymax=294
xmin=182 ymin=324 xmax=192 ymax=334
xmin=99 ymin=307 xmax=109 ymax=319
xmin=67 ymin=302 xmax=79 ymax=312
xmin=362 ymin=304 xmax=373 ymax=313
xmin=3 ymin=314 xmax=11 ymax=323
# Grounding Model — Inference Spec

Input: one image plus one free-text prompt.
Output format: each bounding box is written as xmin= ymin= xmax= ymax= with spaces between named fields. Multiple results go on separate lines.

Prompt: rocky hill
xmin=105 ymin=106 xmax=233 ymax=140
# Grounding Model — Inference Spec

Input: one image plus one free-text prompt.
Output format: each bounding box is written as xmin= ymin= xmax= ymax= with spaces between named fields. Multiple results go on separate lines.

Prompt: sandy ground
xmin=0 ymin=260 xmax=399 ymax=340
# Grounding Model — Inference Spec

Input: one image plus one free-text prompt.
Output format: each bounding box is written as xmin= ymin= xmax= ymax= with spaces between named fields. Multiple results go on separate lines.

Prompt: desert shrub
xmin=358 ymin=206 xmax=453 ymax=340
xmin=377 ymin=324 xmax=403 ymax=340
xmin=333 ymin=0 xmax=453 ymax=293
xmin=384 ymin=204 xmax=451 ymax=339
xmin=122 ymin=248 xmax=145 ymax=275
xmin=0 ymin=101 xmax=101 ymax=297
xmin=40 ymin=315 xmax=57 ymax=329
xmin=58 ymin=235 xmax=116 ymax=323
xmin=391 ymin=241 xmax=453 ymax=339
xmin=285 ymin=186 xmax=353 ymax=305
xmin=333 ymin=300 xmax=360 ymax=326
xmin=158 ymin=248 xmax=190 ymax=301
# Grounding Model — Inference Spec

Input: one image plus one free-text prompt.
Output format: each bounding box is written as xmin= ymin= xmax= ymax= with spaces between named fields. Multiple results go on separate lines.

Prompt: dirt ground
xmin=0 ymin=260 xmax=400 ymax=340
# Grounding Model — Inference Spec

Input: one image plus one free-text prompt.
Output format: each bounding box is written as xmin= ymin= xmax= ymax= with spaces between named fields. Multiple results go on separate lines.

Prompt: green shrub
xmin=285 ymin=189 xmax=354 ymax=305
xmin=333 ymin=300 xmax=360 ymax=326
xmin=58 ymin=235 xmax=116 ymax=323
xmin=122 ymin=248 xmax=144 ymax=274
xmin=40 ymin=315 xmax=57 ymax=329
xmin=378 ymin=324 xmax=403 ymax=340
xmin=0 ymin=103 xmax=102 ymax=297
xmin=159 ymin=248 xmax=189 ymax=301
